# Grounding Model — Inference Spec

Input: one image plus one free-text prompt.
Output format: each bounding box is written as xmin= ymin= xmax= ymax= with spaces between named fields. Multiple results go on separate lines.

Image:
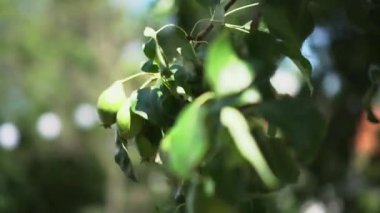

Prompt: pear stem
xmin=120 ymin=72 xmax=152 ymax=84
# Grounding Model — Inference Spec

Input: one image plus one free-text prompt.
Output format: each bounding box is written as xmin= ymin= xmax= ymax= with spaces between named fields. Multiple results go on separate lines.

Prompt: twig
xmin=194 ymin=0 xmax=238 ymax=47
xmin=195 ymin=24 xmax=214 ymax=43
xmin=224 ymin=0 xmax=238 ymax=11
xmin=250 ymin=10 xmax=261 ymax=33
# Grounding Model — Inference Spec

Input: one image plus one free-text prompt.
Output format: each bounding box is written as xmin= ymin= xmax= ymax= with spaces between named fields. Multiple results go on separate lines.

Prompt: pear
xmin=97 ymin=80 xmax=126 ymax=128
xmin=116 ymin=97 xmax=144 ymax=139
xmin=136 ymin=134 xmax=156 ymax=161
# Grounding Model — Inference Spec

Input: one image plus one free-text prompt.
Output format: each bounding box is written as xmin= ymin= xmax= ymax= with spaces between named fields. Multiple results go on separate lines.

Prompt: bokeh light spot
xmin=74 ymin=103 xmax=98 ymax=130
xmin=270 ymin=69 xmax=301 ymax=96
xmin=36 ymin=112 xmax=62 ymax=140
xmin=0 ymin=122 xmax=20 ymax=150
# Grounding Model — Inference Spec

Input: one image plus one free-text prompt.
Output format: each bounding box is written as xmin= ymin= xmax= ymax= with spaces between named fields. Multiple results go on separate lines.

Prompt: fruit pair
xmin=97 ymin=81 xmax=143 ymax=139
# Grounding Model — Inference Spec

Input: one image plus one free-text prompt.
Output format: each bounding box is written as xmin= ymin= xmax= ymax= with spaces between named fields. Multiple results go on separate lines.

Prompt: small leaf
xmin=143 ymin=38 xmax=157 ymax=60
xmin=143 ymin=27 xmax=156 ymax=38
xmin=161 ymin=101 xmax=208 ymax=178
xmin=206 ymin=33 xmax=254 ymax=96
xmin=141 ymin=60 xmax=159 ymax=73
xmin=220 ymin=107 xmax=278 ymax=188
xmin=114 ymin=134 xmax=137 ymax=181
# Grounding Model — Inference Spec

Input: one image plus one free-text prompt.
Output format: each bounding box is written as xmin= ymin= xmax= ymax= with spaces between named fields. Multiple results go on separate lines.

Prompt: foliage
xmin=97 ymin=0 xmax=380 ymax=212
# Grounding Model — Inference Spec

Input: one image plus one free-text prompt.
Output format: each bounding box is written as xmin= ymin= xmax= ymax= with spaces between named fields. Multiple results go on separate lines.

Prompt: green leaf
xmin=259 ymin=0 xmax=314 ymax=93
xmin=143 ymin=27 xmax=157 ymax=38
xmin=256 ymin=136 xmax=300 ymax=183
xmin=141 ymin=60 xmax=159 ymax=73
xmin=161 ymin=101 xmax=208 ymax=178
xmin=143 ymin=38 xmax=157 ymax=60
xmin=253 ymin=98 xmax=326 ymax=163
xmin=195 ymin=0 xmax=220 ymax=8
xmin=206 ymin=33 xmax=254 ymax=96
xmin=130 ymin=87 xmax=161 ymax=122
xmin=156 ymin=25 xmax=196 ymax=63
xmin=114 ymin=134 xmax=137 ymax=182
xmin=220 ymin=107 xmax=278 ymax=188
xmin=260 ymin=0 xmax=314 ymax=48
xmin=245 ymin=31 xmax=313 ymax=94
xmin=131 ymin=86 xmax=185 ymax=128
xmin=172 ymin=64 xmax=203 ymax=96
xmin=290 ymin=53 xmax=314 ymax=94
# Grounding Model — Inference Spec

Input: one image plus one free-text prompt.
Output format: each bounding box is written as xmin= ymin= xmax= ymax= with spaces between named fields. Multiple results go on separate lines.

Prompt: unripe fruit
xmin=116 ymin=98 xmax=144 ymax=139
xmin=97 ymin=80 xmax=126 ymax=128
xmin=136 ymin=134 xmax=156 ymax=161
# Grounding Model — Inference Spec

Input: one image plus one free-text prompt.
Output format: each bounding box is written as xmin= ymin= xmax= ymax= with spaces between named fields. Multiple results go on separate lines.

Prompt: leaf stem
xmin=190 ymin=19 xmax=224 ymax=38
xmin=194 ymin=92 xmax=215 ymax=106
xmin=120 ymin=72 xmax=152 ymax=84
xmin=224 ymin=23 xmax=250 ymax=33
xmin=156 ymin=24 xmax=189 ymax=37
xmin=224 ymin=3 xmax=260 ymax=17
xmin=139 ymin=76 xmax=158 ymax=89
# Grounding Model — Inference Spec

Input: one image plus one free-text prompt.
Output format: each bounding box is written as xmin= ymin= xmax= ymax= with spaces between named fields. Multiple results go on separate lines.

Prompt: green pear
xmin=116 ymin=98 xmax=144 ymax=139
xmin=136 ymin=134 xmax=156 ymax=161
xmin=97 ymin=80 xmax=126 ymax=128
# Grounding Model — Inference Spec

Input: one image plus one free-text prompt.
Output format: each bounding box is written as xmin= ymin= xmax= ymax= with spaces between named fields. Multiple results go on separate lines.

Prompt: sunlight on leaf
xmin=220 ymin=107 xmax=278 ymax=188
xmin=161 ymin=101 xmax=208 ymax=178
xmin=206 ymin=33 xmax=254 ymax=96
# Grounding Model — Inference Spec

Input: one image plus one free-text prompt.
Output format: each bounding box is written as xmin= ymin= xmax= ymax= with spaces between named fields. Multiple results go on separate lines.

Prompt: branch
xmin=250 ymin=10 xmax=261 ymax=33
xmin=224 ymin=0 xmax=238 ymax=11
xmin=195 ymin=0 xmax=238 ymax=47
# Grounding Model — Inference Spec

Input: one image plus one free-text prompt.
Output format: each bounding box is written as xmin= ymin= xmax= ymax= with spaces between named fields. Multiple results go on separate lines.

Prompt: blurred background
xmin=0 ymin=0 xmax=174 ymax=212
xmin=1 ymin=0 xmax=380 ymax=212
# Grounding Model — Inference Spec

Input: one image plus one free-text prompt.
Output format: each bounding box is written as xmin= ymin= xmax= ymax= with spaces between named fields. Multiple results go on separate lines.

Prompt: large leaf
xmin=161 ymin=100 xmax=208 ymax=178
xmin=260 ymin=0 xmax=314 ymax=93
xmin=206 ymin=33 xmax=254 ymax=96
xmin=141 ymin=59 xmax=159 ymax=73
xmin=220 ymin=107 xmax=278 ymax=188
xmin=156 ymin=25 xmax=197 ymax=63
xmin=195 ymin=0 xmax=220 ymax=8
xmin=252 ymin=98 xmax=326 ymax=163
xmin=245 ymin=31 xmax=313 ymax=94
xmin=260 ymin=0 xmax=314 ymax=49
xmin=131 ymin=85 xmax=184 ymax=127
